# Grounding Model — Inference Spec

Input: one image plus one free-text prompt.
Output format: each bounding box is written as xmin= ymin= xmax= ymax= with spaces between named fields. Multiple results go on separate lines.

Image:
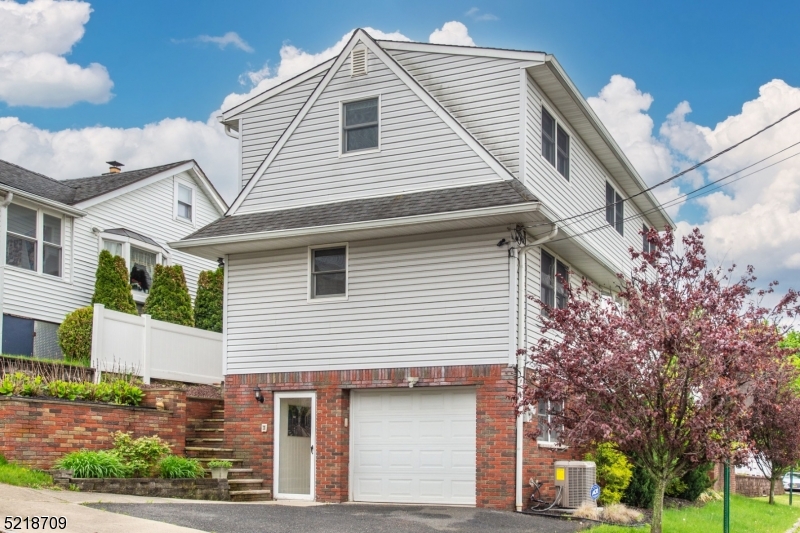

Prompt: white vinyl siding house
xmin=225 ymin=228 xmax=510 ymax=374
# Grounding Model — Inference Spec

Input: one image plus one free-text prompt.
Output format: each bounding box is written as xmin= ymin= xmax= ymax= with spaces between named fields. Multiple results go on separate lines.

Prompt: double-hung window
xmin=642 ymin=224 xmax=654 ymax=253
xmin=537 ymin=399 xmax=563 ymax=444
xmin=606 ymin=182 xmax=624 ymax=235
xmin=176 ymin=183 xmax=193 ymax=222
xmin=540 ymin=250 xmax=569 ymax=315
xmin=541 ymin=107 xmax=570 ymax=180
xmin=342 ymin=98 xmax=379 ymax=153
xmin=310 ymin=246 xmax=347 ymax=299
xmin=6 ymin=203 xmax=62 ymax=277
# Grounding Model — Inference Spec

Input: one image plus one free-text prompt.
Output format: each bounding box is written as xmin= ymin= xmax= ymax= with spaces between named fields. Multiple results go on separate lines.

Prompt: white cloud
xmin=465 ymin=7 xmax=498 ymax=21
xmin=0 ymin=116 xmax=239 ymax=201
xmin=222 ymin=27 xmax=411 ymax=113
xmin=429 ymin=21 xmax=475 ymax=46
xmin=587 ymin=75 xmax=683 ymax=215
xmin=174 ymin=32 xmax=254 ymax=53
xmin=0 ymin=0 xmax=112 ymax=107
xmin=0 ymin=0 xmax=90 ymax=55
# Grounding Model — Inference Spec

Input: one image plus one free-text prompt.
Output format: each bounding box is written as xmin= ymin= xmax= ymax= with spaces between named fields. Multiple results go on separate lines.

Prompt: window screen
xmin=311 ymin=247 xmax=346 ymax=298
xmin=606 ymin=182 xmax=624 ymax=235
xmin=541 ymin=108 xmax=555 ymax=166
xmin=6 ymin=204 xmax=37 ymax=271
xmin=556 ymin=125 xmax=569 ymax=179
xmin=42 ymin=214 xmax=61 ymax=277
xmin=541 ymin=251 xmax=568 ymax=315
xmin=343 ymin=98 xmax=378 ymax=153
xmin=177 ymin=184 xmax=193 ymax=220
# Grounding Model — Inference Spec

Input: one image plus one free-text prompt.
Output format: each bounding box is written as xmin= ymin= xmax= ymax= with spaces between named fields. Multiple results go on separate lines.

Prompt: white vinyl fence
xmin=90 ymin=304 xmax=223 ymax=384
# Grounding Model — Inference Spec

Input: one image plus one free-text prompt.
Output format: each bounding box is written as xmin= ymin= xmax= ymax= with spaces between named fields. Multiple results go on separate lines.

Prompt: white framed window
xmin=540 ymin=250 xmax=569 ymax=316
xmin=174 ymin=180 xmax=195 ymax=224
xmin=308 ymin=244 xmax=348 ymax=300
xmin=606 ymin=182 xmax=624 ymax=235
xmin=6 ymin=202 xmax=63 ymax=278
xmin=642 ymin=224 xmax=655 ymax=253
xmin=341 ymin=96 xmax=380 ymax=155
xmin=100 ymin=233 xmax=169 ymax=302
xmin=537 ymin=399 xmax=563 ymax=444
xmin=541 ymin=107 xmax=570 ymax=180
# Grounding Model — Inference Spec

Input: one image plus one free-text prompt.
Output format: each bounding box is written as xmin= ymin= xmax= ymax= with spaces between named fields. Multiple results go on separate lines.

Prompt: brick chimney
xmin=106 ymin=161 xmax=124 ymax=174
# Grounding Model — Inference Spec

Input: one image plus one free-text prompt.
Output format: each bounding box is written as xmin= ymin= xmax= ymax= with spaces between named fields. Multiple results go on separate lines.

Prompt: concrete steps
xmin=186 ymin=409 xmax=271 ymax=502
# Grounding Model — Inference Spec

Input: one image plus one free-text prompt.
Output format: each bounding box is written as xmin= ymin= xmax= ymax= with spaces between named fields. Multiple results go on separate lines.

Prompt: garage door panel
xmin=352 ymin=388 xmax=476 ymax=505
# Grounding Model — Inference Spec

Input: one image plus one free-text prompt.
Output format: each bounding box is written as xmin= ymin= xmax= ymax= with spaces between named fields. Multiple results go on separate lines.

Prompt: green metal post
xmin=723 ymin=461 xmax=730 ymax=533
xmin=791 ymin=469 xmax=794 ymax=506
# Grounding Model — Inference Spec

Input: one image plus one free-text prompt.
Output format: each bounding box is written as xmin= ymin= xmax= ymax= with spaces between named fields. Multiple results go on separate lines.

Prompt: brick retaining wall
xmin=0 ymin=388 xmax=187 ymax=470
xmin=735 ymin=474 xmax=786 ymax=498
xmin=225 ymin=364 xmax=580 ymax=510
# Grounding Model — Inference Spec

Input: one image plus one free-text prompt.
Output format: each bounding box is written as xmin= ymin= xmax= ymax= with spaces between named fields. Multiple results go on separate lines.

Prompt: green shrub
xmin=45 ymin=380 xmax=86 ymax=401
xmin=159 ymin=456 xmax=203 ymax=479
xmin=0 ymin=454 xmax=7 ymax=466
xmin=110 ymin=380 xmax=144 ymax=406
xmin=207 ymin=459 xmax=232 ymax=469
xmin=585 ymin=442 xmax=633 ymax=506
xmin=58 ymin=307 xmax=93 ymax=364
xmin=622 ymin=462 xmax=656 ymax=509
xmin=55 ymin=450 xmax=128 ymax=478
xmin=92 ymin=250 xmax=137 ymax=314
xmin=41 ymin=379 xmax=141 ymax=406
xmin=111 ymin=432 xmax=171 ymax=477
xmin=0 ymin=373 xmax=42 ymax=397
xmin=666 ymin=463 xmax=713 ymax=502
xmin=144 ymin=264 xmax=193 ymax=326
xmin=194 ymin=267 xmax=223 ymax=332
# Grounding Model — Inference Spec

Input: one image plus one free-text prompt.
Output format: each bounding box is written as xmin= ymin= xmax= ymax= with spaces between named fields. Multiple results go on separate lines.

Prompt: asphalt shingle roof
xmin=185 ymin=180 xmax=538 ymax=241
xmin=104 ymin=228 xmax=162 ymax=249
xmin=0 ymin=159 xmax=191 ymax=206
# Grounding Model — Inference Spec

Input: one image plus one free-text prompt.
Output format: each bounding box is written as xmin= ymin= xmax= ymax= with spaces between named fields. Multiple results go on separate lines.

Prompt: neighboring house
xmin=173 ymin=30 xmax=674 ymax=510
xmin=0 ymin=160 xmax=227 ymax=358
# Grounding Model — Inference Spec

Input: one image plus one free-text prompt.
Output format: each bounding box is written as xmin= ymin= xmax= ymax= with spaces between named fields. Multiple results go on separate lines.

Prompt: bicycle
xmin=529 ymin=478 xmax=562 ymax=511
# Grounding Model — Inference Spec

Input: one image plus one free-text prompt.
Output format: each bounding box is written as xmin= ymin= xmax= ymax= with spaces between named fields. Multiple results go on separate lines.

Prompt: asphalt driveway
xmin=86 ymin=502 xmax=588 ymax=533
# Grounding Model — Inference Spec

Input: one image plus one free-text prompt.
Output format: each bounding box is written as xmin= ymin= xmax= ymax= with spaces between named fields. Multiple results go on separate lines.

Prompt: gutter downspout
xmin=224 ymin=124 xmax=240 ymax=139
xmin=0 ymin=192 xmax=13 ymax=353
xmin=514 ymin=223 xmax=558 ymax=512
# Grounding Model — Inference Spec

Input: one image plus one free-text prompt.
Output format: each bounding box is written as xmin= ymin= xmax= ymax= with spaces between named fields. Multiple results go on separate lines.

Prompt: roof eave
xmin=171 ymin=202 xmax=545 ymax=260
xmin=0 ymin=186 xmax=87 ymax=216
xmin=527 ymin=57 xmax=675 ymax=230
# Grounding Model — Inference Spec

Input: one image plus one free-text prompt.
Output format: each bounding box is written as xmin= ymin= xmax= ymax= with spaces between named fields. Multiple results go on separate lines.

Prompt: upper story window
xmin=605 ymin=182 xmax=624 ymax=235
xmin=310 ymin=246 xmax=347 ymax=299
xmin=6 ymin=203 xmax=62 ymax=277
xmin=642 ymin=225 xmax=654 ymax=253
xmin=175 ymin=182 xmax=195 ymax=223
xmin=540 ymin=250 xmax=568 ymax=315
xmin=541 ymin=107 xmax=570 ymax=180
xmin=342 ymin=98 xmax=379 ymax=154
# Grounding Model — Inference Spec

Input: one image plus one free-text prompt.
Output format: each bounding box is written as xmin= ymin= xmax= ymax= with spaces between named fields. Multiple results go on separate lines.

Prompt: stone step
xmin=186 ymin=437 xmax=224 ymax=443
xmin=192 ymin=428 xmax=224 ymax=432
xmin=195 ymin=457 xmax=244 ymax=464
xmin=212 ymin=409 xmax=224 ymax=414
xmin=186 ymin=447 xmax=234 ymax=452
xmin=228 ymin=479 xmax=264 ymax=486
xmin=230 ymin=489 xmax=272 ymax=502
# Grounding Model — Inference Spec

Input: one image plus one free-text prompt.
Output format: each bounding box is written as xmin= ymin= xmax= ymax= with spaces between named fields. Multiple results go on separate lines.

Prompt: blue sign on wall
xmin=590 ymin=484 xmax=601 ymax=501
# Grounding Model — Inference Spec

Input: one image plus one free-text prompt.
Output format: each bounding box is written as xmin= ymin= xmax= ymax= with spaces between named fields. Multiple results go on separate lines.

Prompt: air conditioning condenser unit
xmin=554 ymin=460 xmax=597 ymax=508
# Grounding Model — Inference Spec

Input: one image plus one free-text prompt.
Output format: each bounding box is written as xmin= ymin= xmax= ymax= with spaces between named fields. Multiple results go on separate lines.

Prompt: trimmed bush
xmin=666 ymin=463 xmax=713 ymax=502
xmin=585 ymin=442 xmax=633 ymax=506
xmin=56 ymin=451 xmax=128 ymax=478
xmin=58 ymin=306 xmax=93 ymax=364
xmin=144 ymin=264 xmax=194 ymax=326
xmin=92 ymin=250 xmax=137 ymax=314
xmin=622 ymin=462 xmax=656 ymax=509
xmin=111 ymin=432 xmax=171 ymax=477
xmin=159 ymin=456 xmax=203 ymax=479
xmin=194 ymin=267 xmax=223 ymax=332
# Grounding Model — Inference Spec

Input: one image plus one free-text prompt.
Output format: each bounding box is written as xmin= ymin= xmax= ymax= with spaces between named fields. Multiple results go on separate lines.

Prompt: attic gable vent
xmin=350 ymin=47 xmax=368 ymax=77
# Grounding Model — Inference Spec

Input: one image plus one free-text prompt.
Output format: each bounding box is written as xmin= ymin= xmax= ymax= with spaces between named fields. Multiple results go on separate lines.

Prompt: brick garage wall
xmin=0 ymin=388 xmax=186 ymax=470
xmin=226 ymin=364 xmax=571 ymax=510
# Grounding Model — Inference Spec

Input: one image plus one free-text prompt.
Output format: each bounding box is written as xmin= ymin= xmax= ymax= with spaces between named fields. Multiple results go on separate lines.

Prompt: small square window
xmin=606 ymin=182 xmax=624 ymax=235
xmin=342 ymin=98 xmax=379 ymax=153
xmin=177 ymin=184 xmax=193 ymax=221
xmin=311 ymin=247 xmax=347 ymax=298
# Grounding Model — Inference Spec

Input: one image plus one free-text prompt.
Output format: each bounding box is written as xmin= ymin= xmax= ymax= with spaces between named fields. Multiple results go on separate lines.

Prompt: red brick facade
xmin=225 ymin=363 xmax=580 ymax=510
xmin=0 ymin=388 xmax=190 ymax=470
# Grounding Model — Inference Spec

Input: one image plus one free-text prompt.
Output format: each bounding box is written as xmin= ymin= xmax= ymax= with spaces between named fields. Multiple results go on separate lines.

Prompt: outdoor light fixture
xmin=253 ymin=386 xmax=264 ymax=403
xmin=217 ymin=257 xmax=225 ymax=268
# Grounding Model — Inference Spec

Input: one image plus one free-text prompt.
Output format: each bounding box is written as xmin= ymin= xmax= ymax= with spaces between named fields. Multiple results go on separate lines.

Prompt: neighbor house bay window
xmin=6 ymin=203 xmax=62 ymax=277
xmin=101 ymin=232 xmax=167 ymax=300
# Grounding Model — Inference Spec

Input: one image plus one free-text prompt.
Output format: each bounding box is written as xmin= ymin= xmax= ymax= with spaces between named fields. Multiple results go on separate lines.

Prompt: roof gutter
xmin=0 ymin=186 xmax=87 ymax=216
xmin=169 ymin=202 xmax=545 ymax=250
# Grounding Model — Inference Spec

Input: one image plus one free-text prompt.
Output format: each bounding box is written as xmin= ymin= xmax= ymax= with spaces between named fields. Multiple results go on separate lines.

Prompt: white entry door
xmin=350 ymin=387 xmax=476 ymax=505
xmin=274 ymin=392 xmax=316 ymax=500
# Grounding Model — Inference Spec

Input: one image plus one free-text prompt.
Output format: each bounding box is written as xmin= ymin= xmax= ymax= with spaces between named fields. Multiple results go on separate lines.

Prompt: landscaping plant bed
xmin=53 ymin=475 xmax=230 ymax=501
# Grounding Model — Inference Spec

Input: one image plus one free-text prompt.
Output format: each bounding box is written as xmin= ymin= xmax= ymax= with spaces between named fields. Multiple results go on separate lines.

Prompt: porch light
xmin=253 ymin=386 xmax=264 ymax=403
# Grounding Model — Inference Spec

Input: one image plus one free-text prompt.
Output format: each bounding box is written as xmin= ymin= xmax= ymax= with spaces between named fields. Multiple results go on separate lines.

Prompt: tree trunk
xmin=769 ymin=477 xmax=775 ymax=505
xmin=651 ymin=476 xmax=668 ymax=533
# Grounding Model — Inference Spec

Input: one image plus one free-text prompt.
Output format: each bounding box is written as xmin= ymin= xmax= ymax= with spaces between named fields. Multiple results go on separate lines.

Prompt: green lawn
xmin=0 ymin=456 xmax=53 ymax=489
xmin=586 ymin=494 xmax=800 ymax=533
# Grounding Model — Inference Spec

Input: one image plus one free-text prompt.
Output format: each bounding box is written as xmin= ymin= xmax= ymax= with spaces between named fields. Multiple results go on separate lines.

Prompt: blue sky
xmin=0 ymin=0 xmax=798 ymax=295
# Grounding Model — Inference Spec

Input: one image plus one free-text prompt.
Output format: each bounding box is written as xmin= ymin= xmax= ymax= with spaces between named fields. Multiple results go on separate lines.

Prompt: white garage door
xmin=351 ymin=387 xmax=476 ymax=505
